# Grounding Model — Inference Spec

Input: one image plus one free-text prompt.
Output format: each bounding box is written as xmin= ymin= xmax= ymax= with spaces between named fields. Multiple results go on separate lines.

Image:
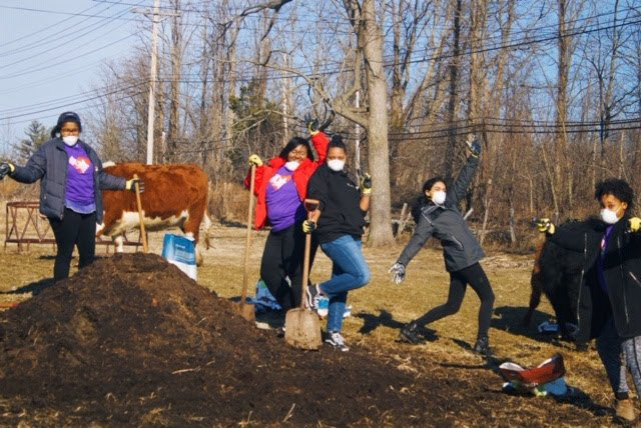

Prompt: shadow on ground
xmin=2 ymin=278 xmax=56 ymax=296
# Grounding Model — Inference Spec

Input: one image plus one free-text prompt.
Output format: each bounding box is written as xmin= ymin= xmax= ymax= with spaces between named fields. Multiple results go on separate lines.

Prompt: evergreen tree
xmin=18 ymin=120 xmax=49 ymax=162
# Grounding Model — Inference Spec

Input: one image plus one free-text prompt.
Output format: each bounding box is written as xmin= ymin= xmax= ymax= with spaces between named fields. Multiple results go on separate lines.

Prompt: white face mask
xmin=62 ymin=136 xmax=79 ymax=146
xmin=431 ymin=190 xmax=446 ymax=205
xmin=600 ymin=208 xmax=620 ymax=225
xmin=327 ymin=159 xmax=345 ymax=172
xmin=285 ymin=161 xmax=300 ymax=171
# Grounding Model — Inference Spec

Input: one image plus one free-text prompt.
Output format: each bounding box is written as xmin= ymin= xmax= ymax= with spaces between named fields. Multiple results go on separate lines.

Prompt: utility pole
xmin=133 ymin=0 xmax=180 ymax=165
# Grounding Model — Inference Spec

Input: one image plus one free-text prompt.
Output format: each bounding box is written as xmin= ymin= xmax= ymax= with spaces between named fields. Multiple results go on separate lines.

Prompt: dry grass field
xmin=0 ymin=215 xmax=634 ymax=426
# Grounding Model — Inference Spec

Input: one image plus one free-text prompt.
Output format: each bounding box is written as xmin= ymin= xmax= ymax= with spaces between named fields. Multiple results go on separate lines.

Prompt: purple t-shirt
xmin=265 ymin=166 xmax=306 ymax=232
xmin=63 ymin=144 xmax=96 ymax=214
xmin=597 ymin=225 xmax=615 ymax=294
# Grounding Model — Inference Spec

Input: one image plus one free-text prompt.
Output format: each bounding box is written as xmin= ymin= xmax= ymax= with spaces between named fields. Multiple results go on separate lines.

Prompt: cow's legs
xmin=114 ymin=235 xmax=125 ymax=253
xmin=184 ymin=231 xmax=204 ymax=266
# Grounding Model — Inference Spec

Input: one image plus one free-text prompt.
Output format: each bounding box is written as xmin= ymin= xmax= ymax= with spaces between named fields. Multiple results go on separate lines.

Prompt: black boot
xmin=399 ymin=322 xmax=424 ymax=344
xmin=473 ymin=336 xmax=493 ymax=355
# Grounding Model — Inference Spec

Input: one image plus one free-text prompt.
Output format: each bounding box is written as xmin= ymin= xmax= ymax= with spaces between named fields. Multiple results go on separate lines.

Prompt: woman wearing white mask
xmin=304 ymin=135 xmax=371 ymax=352
xmin=245 ymin=120 xmax=329 ymax=311
xmin=388 ymin=138 xmax=495 ymax=355
xmin=537 ymin=179 xmax=641 ymax=423
xmin=0 ymin=111 xmax=141 ymax=281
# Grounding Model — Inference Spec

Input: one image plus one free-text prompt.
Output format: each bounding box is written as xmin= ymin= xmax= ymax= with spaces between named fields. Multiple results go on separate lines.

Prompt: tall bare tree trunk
xmin=362 ymin=0 xmax=394 ymax=246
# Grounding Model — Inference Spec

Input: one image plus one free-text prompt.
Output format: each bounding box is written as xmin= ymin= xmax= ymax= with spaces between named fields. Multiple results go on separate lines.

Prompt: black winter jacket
xmin=397 ymin=155 xmax=485 ymax=273
xmin=10 ymin=138 xmax=126 ymax=224
xmin=307 ymin=164 xmax=366 ymax=244
xmin=548 ymin=215 xmax=641 ymax=342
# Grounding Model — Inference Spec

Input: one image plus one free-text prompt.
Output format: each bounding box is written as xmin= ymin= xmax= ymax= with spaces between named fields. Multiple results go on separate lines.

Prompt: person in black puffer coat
xmin=389 ymin=137 xmax=495 ymax=355
xmin=536 ymin=179 xmax=641 ymax=423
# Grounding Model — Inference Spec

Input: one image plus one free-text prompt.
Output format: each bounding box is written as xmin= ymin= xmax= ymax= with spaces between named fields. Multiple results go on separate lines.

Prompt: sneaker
xmin=399 ymin=322 xmax=424 ymax=344
xmin=316 ymin=296 xmax=329 ymax=317
xmin=343 ymin=305 xmax=352 ymax=319
xmin=615 ymin=398 xmax=637 ymax=422
xmin=325 ymin=331 xmax=349 ymax=352
xmin=473 ymin=336 xmax=493 ymax=356
xmin=305 ymin=283 xmax=320 ymax=310
xmin=306 ymin=283 xmax=329 ymax=317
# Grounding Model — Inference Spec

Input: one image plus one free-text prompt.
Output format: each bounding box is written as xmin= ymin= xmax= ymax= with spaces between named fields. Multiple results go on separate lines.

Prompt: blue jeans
xmin=319 ymin=235 xmax=370 ymax=333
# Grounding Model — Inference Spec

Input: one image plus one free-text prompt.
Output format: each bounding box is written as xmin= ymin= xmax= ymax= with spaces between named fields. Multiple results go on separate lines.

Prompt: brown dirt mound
xmin=0 ymin=254 xmax=616 ymax=427
xmin=0 ymin=254 xmax=446 ymax=427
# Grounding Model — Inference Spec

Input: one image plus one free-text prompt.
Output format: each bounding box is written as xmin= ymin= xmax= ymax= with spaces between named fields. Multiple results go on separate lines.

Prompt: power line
xmin=0 ymin=82 xmax=147 ymax=121
xmin=0 ymin=4 xmax=143 ymax=70
xmin=0 ymin=2 xmax=105 ymax=49
xmin=0 ymin=4 xmax=142 ymax=21
xmin=0 ymin=33 xmax=137 ymax=80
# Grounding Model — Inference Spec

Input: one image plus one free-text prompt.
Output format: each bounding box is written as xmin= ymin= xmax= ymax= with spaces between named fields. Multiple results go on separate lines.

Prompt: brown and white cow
xmin=97 ymin=163 xmax=211 ymax=265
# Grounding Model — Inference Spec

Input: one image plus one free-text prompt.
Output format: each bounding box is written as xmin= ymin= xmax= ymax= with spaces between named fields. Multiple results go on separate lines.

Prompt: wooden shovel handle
xmin=300 ymin=199 xmax=319 ymax=308
xmin=133 ymin=174 xmax=148 ymax=253
xmin=241 ymin=165 xmax=256 ymax=310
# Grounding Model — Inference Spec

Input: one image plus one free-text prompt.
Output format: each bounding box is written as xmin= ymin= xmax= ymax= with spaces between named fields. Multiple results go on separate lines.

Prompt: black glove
xmin=304 ymin=114 xmax=320 ymax=135
xmin=360 ymin=173 xmax=372 ymax=195
xmin=0 ymin=162 xmax=15 ymax=180
xmin=302 ymin=220 xmax=316 ymax=234
xmin=125 ymin=178 xmax=145 ymax=193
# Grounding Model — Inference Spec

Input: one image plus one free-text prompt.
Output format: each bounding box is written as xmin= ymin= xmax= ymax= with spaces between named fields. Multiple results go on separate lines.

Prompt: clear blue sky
xmin=0 ymin=0 xmax=146 ymax=152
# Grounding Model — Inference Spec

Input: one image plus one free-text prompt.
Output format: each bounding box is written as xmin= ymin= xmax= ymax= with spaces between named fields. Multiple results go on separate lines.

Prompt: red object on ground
xmin=499 ymin=354 xmax=566 ymax=387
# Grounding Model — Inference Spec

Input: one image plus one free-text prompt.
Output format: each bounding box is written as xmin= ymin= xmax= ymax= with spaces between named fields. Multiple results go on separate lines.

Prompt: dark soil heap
xmin=0 ymin=254 xmax=442 ymax=427
xmin=0 ymin=254 xmax=615 ymax=427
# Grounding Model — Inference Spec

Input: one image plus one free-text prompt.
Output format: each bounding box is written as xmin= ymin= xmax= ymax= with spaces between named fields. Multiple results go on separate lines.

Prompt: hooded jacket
xmin=10 ymin=138 xmax=126 ymax=224
xmin=397 ymin=155 xmax=485 ymax=273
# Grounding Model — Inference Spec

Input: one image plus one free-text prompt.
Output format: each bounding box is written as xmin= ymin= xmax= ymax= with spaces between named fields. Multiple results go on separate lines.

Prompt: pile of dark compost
xmin=0 ymin=254 xmax=614 ymax=427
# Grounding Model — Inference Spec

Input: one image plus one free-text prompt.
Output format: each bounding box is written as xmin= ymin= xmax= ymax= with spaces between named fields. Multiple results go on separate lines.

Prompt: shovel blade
xmin=284 ymin=308 xmax=322 ymax=350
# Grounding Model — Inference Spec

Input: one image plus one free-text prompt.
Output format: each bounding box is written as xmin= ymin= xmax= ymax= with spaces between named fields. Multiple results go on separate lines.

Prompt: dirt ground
xmin=0 ymin=223 xmax=633 ymax=427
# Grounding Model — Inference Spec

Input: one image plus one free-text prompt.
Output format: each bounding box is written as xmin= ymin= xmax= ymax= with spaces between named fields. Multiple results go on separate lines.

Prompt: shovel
xmin=236 ymin=164 xmax=256 ymax=322
xmin=285 ymin=199 xmax=322 ymax=350
xmin=133 ymin=174 xmax=148 ymax=253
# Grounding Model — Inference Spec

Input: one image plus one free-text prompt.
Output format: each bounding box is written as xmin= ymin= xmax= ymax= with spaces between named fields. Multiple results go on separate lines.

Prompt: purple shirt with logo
xmin=63 ymin=144 xmax=96 ymax=214
xmin=265 ymin=165 xmax=305 ymax=231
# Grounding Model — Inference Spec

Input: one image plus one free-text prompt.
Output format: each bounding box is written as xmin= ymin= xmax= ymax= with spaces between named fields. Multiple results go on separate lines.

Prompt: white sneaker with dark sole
xmin=325 ymin=331 xmax=349 ymax=352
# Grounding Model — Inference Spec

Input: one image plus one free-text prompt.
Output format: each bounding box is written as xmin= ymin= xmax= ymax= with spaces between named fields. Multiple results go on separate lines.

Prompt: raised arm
xmin=310 ymin=131 xmax=329 ymax=164
xmin=450 ymin=154 xmax=479 ymax=206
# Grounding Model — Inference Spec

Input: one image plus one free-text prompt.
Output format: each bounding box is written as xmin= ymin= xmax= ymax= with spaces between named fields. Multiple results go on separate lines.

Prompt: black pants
xmin=49 ymin=208 xmax=97 ymax=281
xmin=415 ymin=262 xmax=495 ymax=339
xmin=260 ymin=222 xmax=317 ymax=310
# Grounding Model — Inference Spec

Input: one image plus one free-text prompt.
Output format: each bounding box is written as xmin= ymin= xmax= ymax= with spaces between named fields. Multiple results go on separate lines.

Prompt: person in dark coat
xmin=389 ymin=137 xmax=495 ymax=355
xmin=304 ymin=135 xmax=371 ymax=352
xmin=537 ymin=178 xmax=641 ymax=423
xmin=0 ymin=112 xmax=142 ymax=281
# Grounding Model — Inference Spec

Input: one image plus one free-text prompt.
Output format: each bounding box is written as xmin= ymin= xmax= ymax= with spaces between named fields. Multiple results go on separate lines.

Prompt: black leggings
xmin=49 ymin=208 xmax=97 ymax=281
xmin=260 ymin=222 xmax=318 ymax=310
xmin=415 ymin=262 xmax=495 ymax=339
